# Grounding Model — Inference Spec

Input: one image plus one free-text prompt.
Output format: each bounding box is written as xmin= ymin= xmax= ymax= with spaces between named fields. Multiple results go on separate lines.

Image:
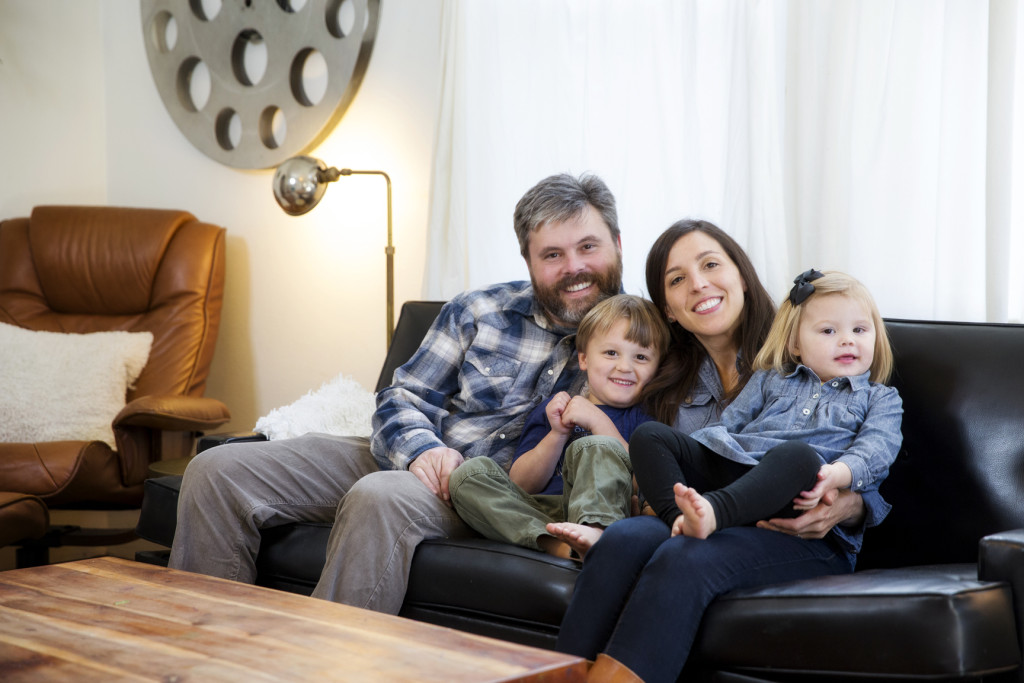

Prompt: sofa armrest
xmin=979 ymin=528 xmax=1024 ymax=681
xmin=197 ymin=431 xmax=268 ymax=454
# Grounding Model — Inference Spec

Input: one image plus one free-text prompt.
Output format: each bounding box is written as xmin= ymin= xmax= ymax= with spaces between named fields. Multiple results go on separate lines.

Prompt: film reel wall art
xmin=141 ymin=0 xmax=381 ymax=169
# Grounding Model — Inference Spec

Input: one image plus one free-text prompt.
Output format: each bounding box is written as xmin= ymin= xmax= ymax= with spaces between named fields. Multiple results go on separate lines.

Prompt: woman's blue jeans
xmin=556 ymin=516 xmax=852 ymax=683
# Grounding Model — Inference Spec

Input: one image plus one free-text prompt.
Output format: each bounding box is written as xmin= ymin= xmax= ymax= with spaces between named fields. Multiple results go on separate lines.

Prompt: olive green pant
xmin=449 ymin=435 xmax=633 ymax=551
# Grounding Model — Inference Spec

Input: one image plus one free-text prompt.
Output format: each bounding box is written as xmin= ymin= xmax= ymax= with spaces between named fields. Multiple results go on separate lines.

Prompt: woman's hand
xmin=757 ymin=488 xmax=865 ymax=539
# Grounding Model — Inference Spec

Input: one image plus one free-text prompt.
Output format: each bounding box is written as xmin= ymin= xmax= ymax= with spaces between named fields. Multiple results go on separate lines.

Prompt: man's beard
xmin=533 ymin=257 xmax=623 ymax=327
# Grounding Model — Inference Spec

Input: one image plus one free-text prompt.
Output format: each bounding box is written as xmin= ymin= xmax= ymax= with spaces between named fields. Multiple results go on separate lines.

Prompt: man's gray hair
xmin=513 ymin=173 xmax=619 ymax=258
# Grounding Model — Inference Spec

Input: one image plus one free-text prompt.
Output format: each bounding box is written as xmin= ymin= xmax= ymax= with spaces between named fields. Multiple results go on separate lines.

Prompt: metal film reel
xmin=141 ymin=0 xmax=380 ymax=169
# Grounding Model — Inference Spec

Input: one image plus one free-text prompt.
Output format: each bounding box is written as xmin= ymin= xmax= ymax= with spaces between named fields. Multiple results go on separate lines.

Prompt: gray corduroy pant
xmin=168 ymin=433 xmax=474 ymax=614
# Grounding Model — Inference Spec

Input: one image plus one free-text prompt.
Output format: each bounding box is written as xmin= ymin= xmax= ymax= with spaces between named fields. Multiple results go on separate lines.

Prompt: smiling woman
xmin=642 ymin=220 xmax=775 ymax=425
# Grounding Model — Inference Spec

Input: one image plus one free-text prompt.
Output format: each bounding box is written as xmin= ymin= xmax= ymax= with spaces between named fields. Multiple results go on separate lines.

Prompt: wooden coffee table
xmin=0 ymin=557 xmax=586 ymax=681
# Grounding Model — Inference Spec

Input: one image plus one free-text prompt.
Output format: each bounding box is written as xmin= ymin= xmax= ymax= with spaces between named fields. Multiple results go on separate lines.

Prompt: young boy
xmin=449 ymin=294 xmax=669 ymax=559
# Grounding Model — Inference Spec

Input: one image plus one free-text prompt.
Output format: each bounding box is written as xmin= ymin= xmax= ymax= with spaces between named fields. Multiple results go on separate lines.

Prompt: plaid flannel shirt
xmin=370 ymin=281 xmax=580 ymax=471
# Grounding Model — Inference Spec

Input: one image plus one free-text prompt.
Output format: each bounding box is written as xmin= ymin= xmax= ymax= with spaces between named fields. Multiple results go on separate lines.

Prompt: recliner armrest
xmin=979 ymin=528 xmax=1024 ymax=678
xmin=114 ymin=394 xmax=231 ymax=432
xmin=112 ymin=395 xmax=232 ymax=486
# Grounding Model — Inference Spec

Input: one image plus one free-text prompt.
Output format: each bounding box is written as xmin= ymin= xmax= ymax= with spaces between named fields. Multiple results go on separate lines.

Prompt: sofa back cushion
xmin=858 ymin=319 xmax=1024 ymax=569
xmin=375 ymin=301 xmax=446 ymax=392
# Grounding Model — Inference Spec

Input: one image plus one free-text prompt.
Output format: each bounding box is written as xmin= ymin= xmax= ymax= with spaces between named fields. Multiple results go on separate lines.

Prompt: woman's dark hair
xmin=641 ymin=220 xmax=776 ymax=424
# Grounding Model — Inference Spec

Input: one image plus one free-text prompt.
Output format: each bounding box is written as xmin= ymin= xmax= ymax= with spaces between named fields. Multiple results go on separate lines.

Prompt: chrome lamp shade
xmin=272 ymin=155 xmax=395 ymax=347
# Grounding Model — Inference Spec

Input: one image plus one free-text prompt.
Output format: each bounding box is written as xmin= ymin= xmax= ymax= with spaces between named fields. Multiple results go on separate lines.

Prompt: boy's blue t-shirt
xmin=512 ymin=395 xmax=654 ymax=495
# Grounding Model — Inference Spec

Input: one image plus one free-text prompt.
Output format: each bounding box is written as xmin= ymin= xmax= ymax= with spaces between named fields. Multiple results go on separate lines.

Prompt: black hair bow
xmin=789 ymin=268 xmax=824 ymax=306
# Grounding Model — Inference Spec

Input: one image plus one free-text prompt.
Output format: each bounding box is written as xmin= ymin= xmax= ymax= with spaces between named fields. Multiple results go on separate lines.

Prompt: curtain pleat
xmin=425 ymin=0 xmax=1023 ymax=324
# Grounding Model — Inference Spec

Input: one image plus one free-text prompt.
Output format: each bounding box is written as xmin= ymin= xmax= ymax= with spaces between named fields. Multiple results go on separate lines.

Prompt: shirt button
xmin=484 ymin=367 xmax=490 ymax=374
xmin=548 ymin=369 xmax=554 ymax=375
xmin=802 ymin=408 xmax=810 ymax=415
xmin=832 ymin=381 xmax=839 ymax=387
xmin=812 ymin=393 xmax=819 ymax=399
xmin=857 ymin=480 xmax=863 ymax=487
xmin=499 ymin=433 xmax=506 ymax=440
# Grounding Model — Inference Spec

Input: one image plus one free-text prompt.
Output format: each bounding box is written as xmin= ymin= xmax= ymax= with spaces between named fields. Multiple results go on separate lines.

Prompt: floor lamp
xmin=272 ymin=155 xmax=395 ymax=348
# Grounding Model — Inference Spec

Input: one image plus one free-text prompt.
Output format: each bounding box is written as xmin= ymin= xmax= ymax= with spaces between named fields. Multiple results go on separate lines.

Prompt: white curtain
xmin=424 ymin=0 xmax=1024 ymax=323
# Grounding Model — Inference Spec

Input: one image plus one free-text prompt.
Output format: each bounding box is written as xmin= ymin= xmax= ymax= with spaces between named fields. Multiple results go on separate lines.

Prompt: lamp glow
xmin=273 ymin=155 xmax=395 ymax=348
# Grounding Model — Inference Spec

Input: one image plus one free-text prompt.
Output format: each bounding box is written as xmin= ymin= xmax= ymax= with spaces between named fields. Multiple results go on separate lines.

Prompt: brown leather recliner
xmin=0 ymin=205 xmax=230 ymax=562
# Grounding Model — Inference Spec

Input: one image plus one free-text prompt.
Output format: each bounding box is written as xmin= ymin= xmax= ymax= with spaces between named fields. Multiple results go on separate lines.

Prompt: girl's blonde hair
xmin=576 ymin=294 xmax=670 ymax=360
xmin=753 ymin=271 xmax=894 ymax=383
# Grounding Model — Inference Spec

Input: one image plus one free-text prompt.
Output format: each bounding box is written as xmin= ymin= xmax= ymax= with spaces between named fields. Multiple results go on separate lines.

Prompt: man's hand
xmin=409 ymin=446 xmax=464 ymax=506
xmin=757 ymin=488 xmax=865 ymax=539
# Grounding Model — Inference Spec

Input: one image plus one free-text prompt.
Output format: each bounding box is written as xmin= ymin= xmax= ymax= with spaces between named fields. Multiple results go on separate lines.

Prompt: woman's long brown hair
xmin=640 ymin=220 xmax=776 ymax=425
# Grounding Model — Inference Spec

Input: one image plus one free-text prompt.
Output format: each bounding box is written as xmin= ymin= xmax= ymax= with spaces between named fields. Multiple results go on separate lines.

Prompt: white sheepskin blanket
xmin=255 ymin=374 xmax=376 ymax=440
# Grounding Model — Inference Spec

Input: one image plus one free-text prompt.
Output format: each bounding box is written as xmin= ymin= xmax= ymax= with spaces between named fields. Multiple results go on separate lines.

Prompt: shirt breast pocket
xmin=829 ymin=400 xmax=866 ymax=433
xmin=459 ymin=349 xmax=523 ymax=412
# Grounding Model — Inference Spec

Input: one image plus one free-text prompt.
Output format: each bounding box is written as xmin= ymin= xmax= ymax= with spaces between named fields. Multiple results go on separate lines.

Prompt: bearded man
xmin=170 ymin=172 xmax=624 ymax=613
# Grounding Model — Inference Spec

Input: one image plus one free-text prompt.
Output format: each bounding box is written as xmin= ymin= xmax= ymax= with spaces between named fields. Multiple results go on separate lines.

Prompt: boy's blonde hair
xmin=753 ymin=271 xmax=894 ymax=383
xmin=576 ymin=294 xmax=670 ymax=361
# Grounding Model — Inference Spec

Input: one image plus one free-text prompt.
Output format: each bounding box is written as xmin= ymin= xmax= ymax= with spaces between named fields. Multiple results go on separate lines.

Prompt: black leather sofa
xmin=137 ymin=301 xmax=1024 ymax=682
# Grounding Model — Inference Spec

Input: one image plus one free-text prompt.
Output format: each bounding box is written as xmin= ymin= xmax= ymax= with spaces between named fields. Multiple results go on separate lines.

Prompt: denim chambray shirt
xmin=692 ymin=365 xmax=903 ymax=491
xmin=672 ymin=355 xmax=730 ymax=435
xmin=688 ymin=362 xmax=901 ymax=559
xmin=371 ymin=281 xmax=581 ymax=472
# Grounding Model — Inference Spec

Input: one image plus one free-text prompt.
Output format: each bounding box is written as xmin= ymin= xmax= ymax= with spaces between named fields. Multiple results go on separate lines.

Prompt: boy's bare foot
xmin=537 ymin=535 xmax=573 ymax=559
xmin=673 ymin=483 xmax=716 ymax=539
xmin=546 ymin=522 xmax=604 ymax=559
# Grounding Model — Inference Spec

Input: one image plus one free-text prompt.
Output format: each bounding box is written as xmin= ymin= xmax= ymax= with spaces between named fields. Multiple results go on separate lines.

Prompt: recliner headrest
xmin=29 ymin=205 xmax=193 ymax=316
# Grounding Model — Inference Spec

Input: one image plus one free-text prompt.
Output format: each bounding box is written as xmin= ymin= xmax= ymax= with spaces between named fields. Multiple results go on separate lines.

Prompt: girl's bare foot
xmin=545 ymin=522 xmax=604 ymax=559
xmin=673 ymin=483 xmax=716 ymax=539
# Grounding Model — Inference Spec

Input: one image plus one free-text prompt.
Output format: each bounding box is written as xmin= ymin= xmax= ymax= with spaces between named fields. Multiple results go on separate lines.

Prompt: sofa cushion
xmin=696 ymin=565 xmax=1020 ymax=680
xmin=255 ymin=523 xmax=583 ymax=636
xmin=404 ymin=537 xmax=580 ymax=629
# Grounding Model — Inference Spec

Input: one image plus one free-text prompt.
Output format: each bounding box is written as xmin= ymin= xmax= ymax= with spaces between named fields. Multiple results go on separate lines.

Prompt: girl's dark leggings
xmin=630 ymin=421 xmax=822 ymax=530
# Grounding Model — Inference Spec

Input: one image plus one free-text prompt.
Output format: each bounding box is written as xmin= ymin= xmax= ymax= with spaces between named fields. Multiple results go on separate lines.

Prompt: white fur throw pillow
xmin=255 ymin=374 xmax=376 ymax=440
xmin=0 ymin=322 xmax=153 ymax=449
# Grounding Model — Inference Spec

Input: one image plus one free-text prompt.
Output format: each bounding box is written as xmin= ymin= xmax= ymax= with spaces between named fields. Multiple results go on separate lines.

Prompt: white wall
xmin=1 ymin=1 xmax=443 ymax=434
xmin=0 ymin=2 xmax=108 ymax=210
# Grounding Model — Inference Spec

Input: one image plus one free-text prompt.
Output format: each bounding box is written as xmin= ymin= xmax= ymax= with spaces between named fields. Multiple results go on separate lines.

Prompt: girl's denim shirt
xmin=684 ymin=361 xmax=902 ymax=559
